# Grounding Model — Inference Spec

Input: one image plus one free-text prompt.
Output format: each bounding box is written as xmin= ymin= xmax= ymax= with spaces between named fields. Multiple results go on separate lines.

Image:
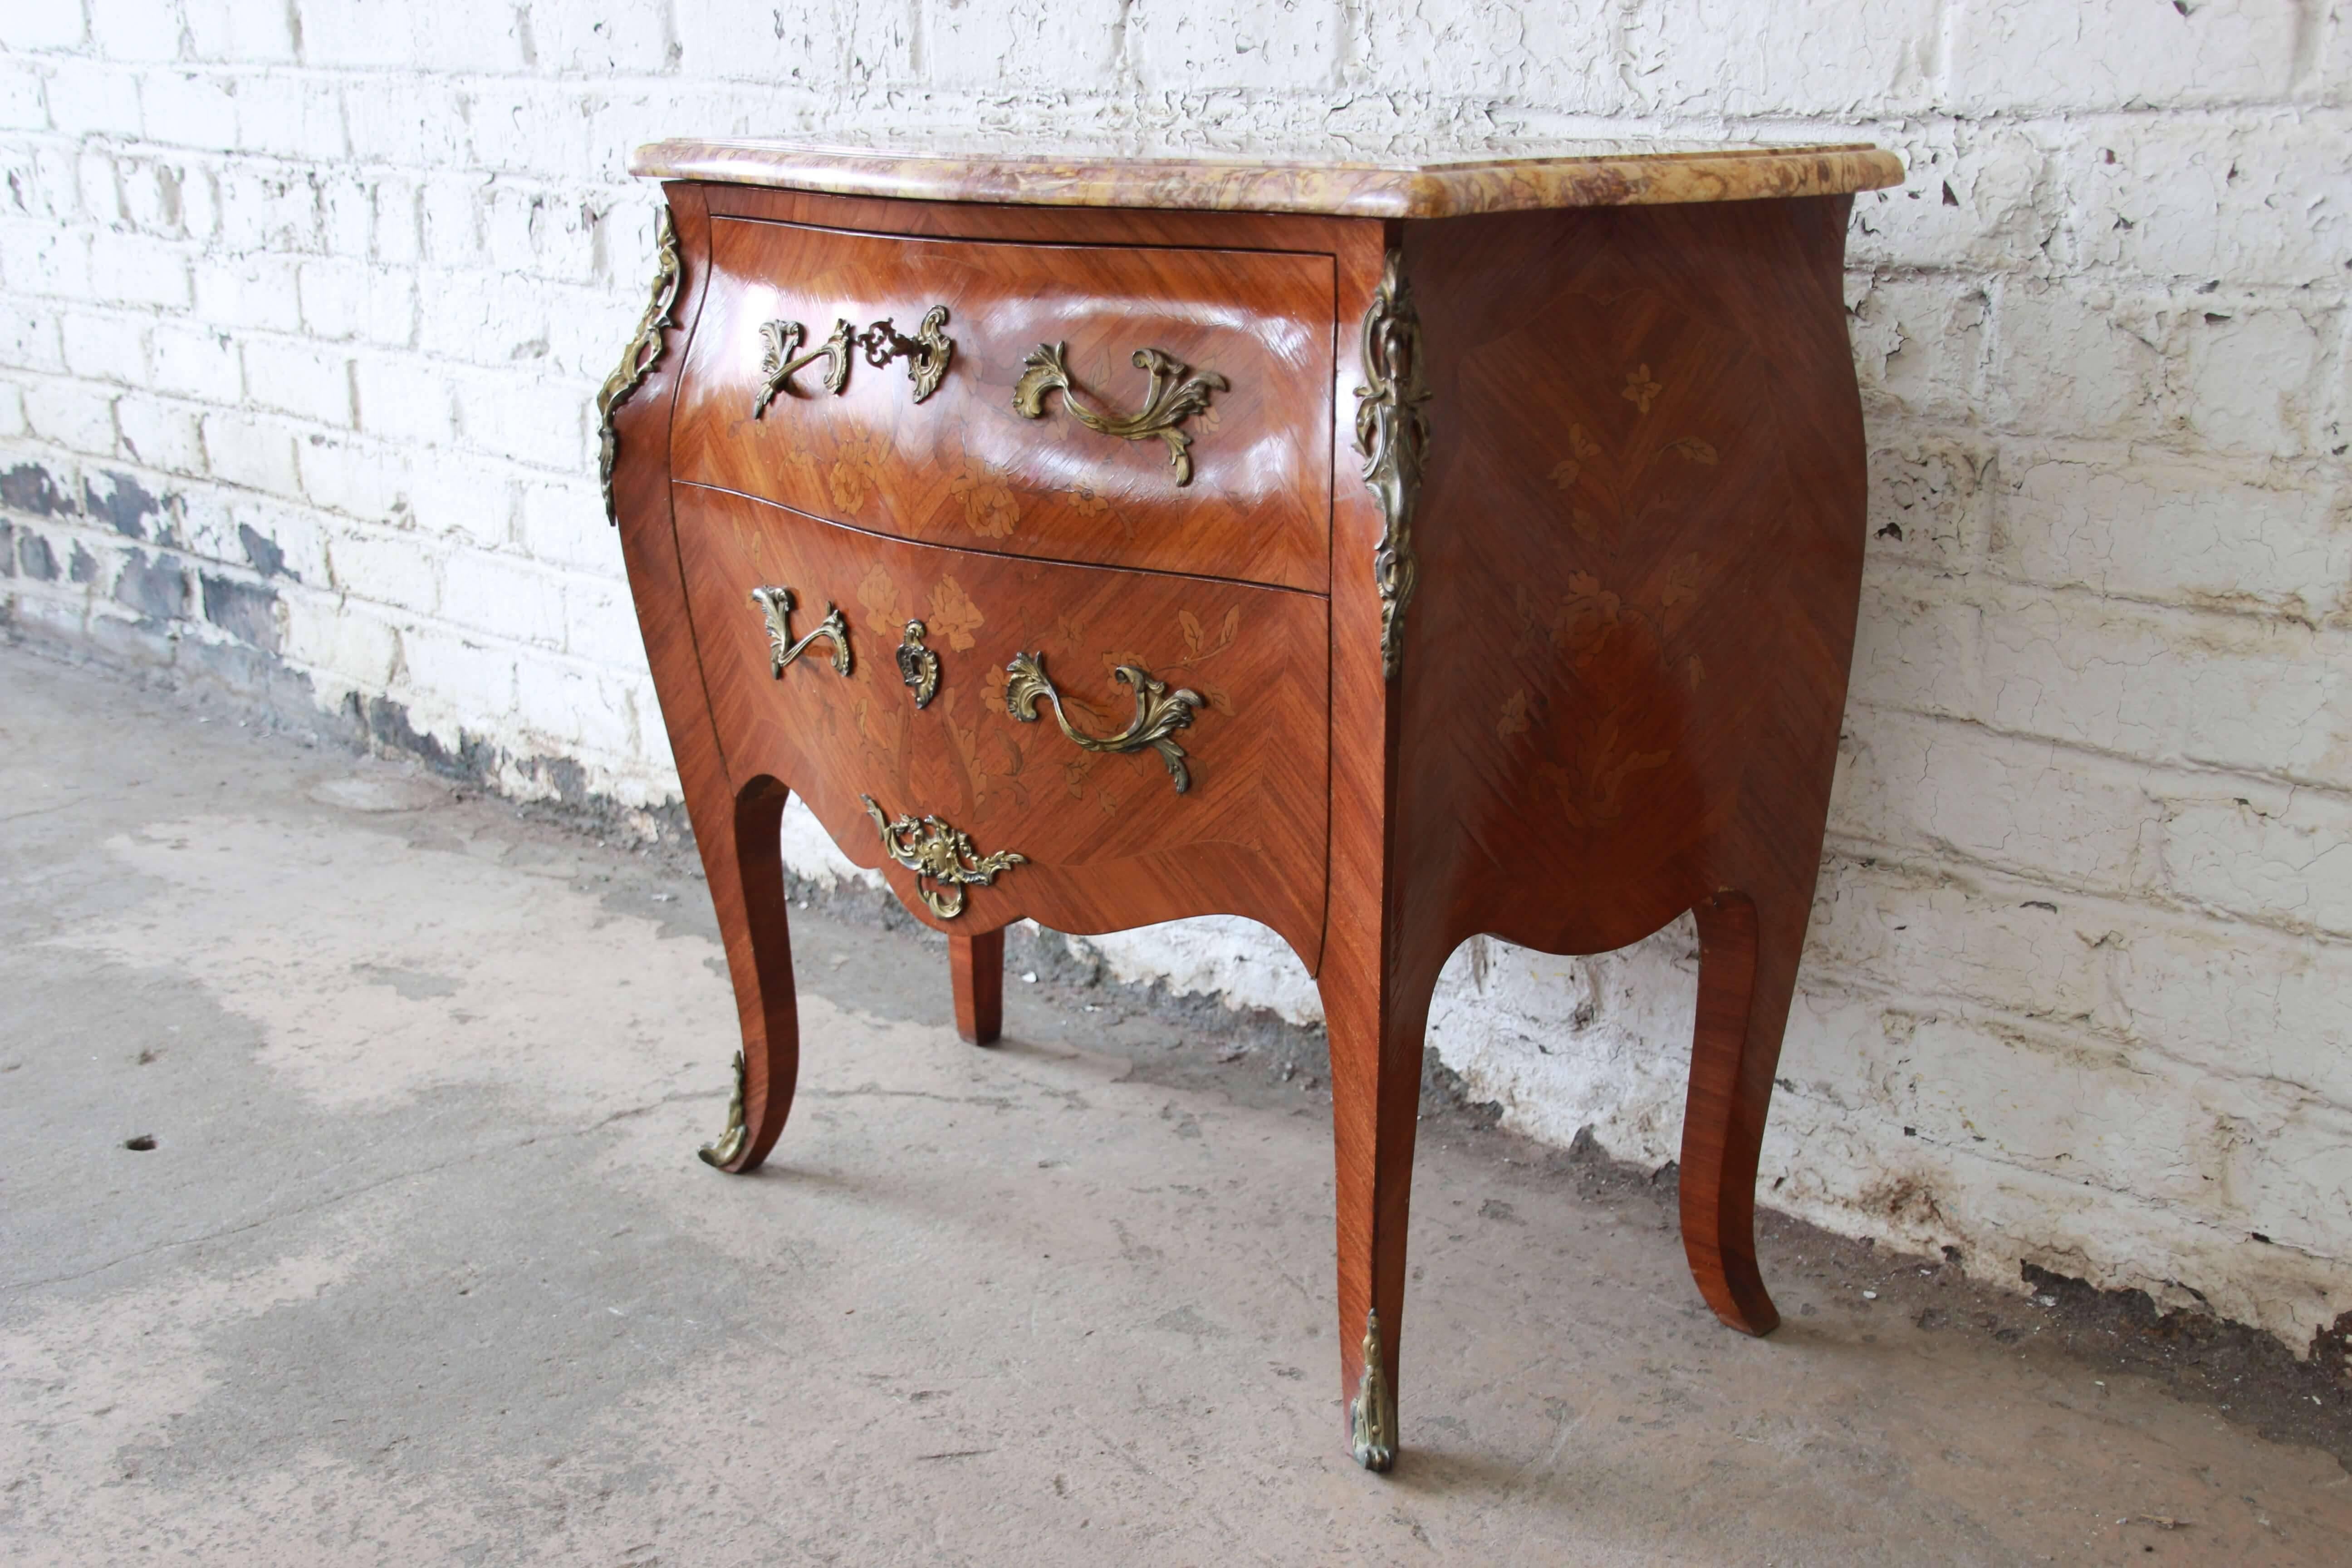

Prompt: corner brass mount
xmin=1354 ymin=250 xmax=1429 ymax=681
xmin=596 ymin=206 xmax=683 ymax=525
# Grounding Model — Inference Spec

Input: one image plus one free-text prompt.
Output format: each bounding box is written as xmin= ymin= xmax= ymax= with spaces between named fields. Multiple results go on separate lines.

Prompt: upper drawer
xmin=670 ymin=216 xmax=1336 ymax=594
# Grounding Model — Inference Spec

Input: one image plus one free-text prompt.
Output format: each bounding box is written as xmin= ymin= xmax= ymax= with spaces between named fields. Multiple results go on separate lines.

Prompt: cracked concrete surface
xmin=5 ymin=641 xmax=2352 ymax=1566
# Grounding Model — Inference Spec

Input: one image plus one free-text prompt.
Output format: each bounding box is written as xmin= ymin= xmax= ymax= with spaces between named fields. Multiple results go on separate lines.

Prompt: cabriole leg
xmin=695 ymin=778 xmax=802 ymax=1174
xmin=1678 ymin=889 xmax=1806 ymax=1334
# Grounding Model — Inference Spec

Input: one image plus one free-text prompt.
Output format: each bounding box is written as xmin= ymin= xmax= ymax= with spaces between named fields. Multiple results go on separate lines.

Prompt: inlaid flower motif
xmin=1177 ymin=606 xmax=1240 ymax=661
xmin=1551 ymin=570 xmax=1624 ymax=652
xmin=927 ymin=575 xmax=985 ymax=652
xmin=1551 ymin=424 xmax=1602 ymax=492
xmin=856 ymin=562 xmax=900 ymax=636
xmin=1659 ymin=554 xmax=1702 ymax=612
xmin=1621 ymin=364 xmax=1662 ymax=415
xmin=949 ymin=469 xmax=1019 ymax=538
xmin=1067 ymin=484 xmax=1110 ymax=518
xmin=828 ymin=431 xmax=891 ymax=512
xmin=1496 ymin=688 xmax=1532 ymax=740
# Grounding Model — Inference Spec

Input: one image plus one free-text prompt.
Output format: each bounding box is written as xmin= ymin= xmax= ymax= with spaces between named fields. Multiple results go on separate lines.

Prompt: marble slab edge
xmin=629 ymin=141 xmax=1906 ymax=218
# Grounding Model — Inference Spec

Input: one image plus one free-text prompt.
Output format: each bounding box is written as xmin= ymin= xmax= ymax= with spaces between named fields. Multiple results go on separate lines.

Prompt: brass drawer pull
xmin=749 ymin=585 xmax=852 ymax=677
xmin=753 ymin=304 xmax=953 ymax=416
xmin=1004 ymin=651 xmax=1203 ymax=794
xmin=896 ymin=620 xmax=940 ymax=708
xmin=1012 ymin=343 xmax=1226 ymax=486
xmin=861 ymin=796 xmax=1026 ymax=919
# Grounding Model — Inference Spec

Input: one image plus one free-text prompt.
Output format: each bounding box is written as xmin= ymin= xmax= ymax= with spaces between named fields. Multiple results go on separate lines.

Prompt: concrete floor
xmin=5 ymin=642 xmax=2352 ymax=1566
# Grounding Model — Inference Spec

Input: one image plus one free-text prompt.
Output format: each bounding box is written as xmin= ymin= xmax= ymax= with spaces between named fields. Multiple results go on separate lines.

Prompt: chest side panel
xmin=1395 ymin=196 xmax=1868 ymax=959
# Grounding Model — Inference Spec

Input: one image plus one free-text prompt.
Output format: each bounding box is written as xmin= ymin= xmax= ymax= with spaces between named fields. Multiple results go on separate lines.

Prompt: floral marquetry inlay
xmin=948 ymin=466 xmax=1021 ymax=538
xmin=1485 ymin=293 xmax=1780 ymax=837
xmin=926 ymin=577 xmax=985 ymax=651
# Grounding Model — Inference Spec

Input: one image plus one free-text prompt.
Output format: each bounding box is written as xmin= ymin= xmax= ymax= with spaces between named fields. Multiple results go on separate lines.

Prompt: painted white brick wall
xmin=3 ymin=2 xmax=2347 ymax=1349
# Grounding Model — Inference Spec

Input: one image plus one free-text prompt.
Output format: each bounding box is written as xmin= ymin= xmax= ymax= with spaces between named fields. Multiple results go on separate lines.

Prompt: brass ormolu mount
xmin=1354 ymin=250 xmax=1429 ymax=681
xmin=596 ymin=206 xmax=683 ymax=525
xmin=1350 ymin=1308 xmax=1397 ymax=1472
xmin=861 ymin=795 xmax=1025 ymax=920
xmin=698 ymin=1049 xmax=749 ymax=1169
xmin=896 ymin=619 xmax=940 ymax=708
xmin=1002 ymin=650 xmax=1203 ymax=794
xmin=753 ymin=305 xmax=954 ymax=416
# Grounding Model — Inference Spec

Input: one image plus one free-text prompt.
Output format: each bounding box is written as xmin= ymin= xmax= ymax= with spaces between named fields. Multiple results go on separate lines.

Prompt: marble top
xmin=629 ymin=140 xmax=1905 ymax=219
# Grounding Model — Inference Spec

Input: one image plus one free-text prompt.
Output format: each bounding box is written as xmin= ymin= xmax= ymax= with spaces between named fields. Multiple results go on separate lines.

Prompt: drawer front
xmin=671 ymin=216 xmax=1336 ymax=594
xmin=673 ymin=484 xmax=1329 ymax=958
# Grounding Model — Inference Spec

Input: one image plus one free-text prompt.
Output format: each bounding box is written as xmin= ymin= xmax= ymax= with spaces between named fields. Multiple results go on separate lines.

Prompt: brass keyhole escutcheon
xmin=897 ymin=620 xmax=940 ymax=709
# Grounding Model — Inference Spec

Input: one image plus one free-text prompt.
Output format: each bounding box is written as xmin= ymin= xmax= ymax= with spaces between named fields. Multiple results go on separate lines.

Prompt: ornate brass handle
xmin=1011 ymin=343 xmax=1226 ymax=486
xmin=1003 ymin=650 xmax=1204 ymax=794
xmin=753 ymin=304 xmax=952 ymax=416
xmin=861 ymin=795 xmax=1025 ymax=919
xmin=749 ymin=585 xmax=851 ymax=678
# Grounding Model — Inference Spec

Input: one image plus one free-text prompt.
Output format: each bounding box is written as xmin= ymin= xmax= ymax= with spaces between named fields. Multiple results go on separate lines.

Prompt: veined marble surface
xmin=628 ymin=139 xmax=1904 ymax=216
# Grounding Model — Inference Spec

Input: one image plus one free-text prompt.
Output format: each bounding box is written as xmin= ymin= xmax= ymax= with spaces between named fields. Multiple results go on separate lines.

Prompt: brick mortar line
xmin=1863 ymin=560 xmax=2352 ymax=637
xmin=1839 ymin=695 xmax=2352 ymax=807
xmin=2 ymin=402 xmax=596 ymax=481
xmin=1823 ymin=825 xmax=2352 ymax=947
xmin=1815 ymin=838 xmax=2352 ymax=940
xmin=15 ymin=106 xmax=2352 ymax=159
xmin=0 ymin=536 xmax=646 ymax=669
xmin=7 ymin=58 xmax=2350 ymax=118
xmin=1781 ymin=967 xmax=2352 ymax=1103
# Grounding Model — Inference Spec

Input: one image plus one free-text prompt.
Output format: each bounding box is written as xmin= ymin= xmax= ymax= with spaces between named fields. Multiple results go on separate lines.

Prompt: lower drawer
xmin=671 ymin=483 xmax=1330 ymax=962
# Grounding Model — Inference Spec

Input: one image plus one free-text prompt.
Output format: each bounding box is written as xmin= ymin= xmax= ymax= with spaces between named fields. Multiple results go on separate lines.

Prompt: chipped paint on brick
xmin=113 ymin=550 xmax=189 ymax=622
xmin=200 ymin=573 xmax=280 ymax=652
xmin=238 ymin=523 xmax=290 ymax=580
xmin=17 ymin=530 xmax=57 ymax=583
